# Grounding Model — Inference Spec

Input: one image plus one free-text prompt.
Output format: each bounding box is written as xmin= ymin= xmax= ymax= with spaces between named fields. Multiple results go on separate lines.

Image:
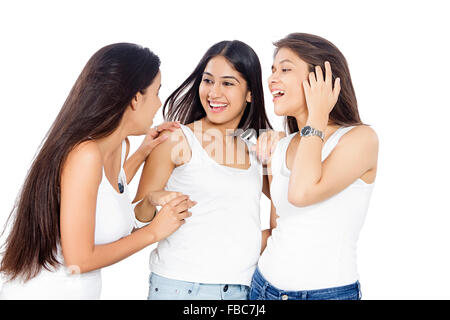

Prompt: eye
xmin=202 ymin=78 xmax=213 ymax=84
xmin=223 ymin=81 xmax=234 ymax=86
xmin=282 ymin=68 xmax=291 ymax=72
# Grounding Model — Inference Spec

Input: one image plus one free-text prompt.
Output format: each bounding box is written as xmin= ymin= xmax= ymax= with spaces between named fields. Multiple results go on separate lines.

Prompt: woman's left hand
xmin=303 ymin=61 xmax=341 ymax=120
xmin=138 ymin=121 xmax=181 ymax=159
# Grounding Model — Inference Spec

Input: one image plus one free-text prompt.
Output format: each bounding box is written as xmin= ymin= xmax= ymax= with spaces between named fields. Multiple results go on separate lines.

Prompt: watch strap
xmin=300 ymin=126 xmax=324 ymax=141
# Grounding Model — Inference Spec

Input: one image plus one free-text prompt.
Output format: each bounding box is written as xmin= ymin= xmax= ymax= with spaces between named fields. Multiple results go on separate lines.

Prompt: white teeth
xmin=271 ymin=90 xmax=285 ymax=97
xmin=209 ymin=102 xmax=227 ymax=108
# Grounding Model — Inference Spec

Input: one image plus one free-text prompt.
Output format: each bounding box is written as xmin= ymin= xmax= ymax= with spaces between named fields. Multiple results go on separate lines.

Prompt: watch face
xmin=301 ymin=126 xmax=312 ymax=136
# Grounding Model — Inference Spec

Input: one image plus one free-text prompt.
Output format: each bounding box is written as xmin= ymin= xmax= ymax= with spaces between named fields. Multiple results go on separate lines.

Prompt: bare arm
xmin=124 ymin=122 xmax=181 ymax=184
xmin=60 ymin=141 xmax=193 ymax=274
xmin=289 ymin=125 xmax=378 ymax=207
xmin=133 ymin=128 xmax=190 ymax=222
xmin=260 ymin=164 xmax=279 ymax=254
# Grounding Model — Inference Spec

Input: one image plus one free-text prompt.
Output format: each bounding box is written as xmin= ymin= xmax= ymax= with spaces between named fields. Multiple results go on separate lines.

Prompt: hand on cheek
xmin=302 ymin=61 xmax=341 ymax=122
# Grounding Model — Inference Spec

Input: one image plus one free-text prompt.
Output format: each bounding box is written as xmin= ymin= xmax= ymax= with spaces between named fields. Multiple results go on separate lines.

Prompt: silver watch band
xmin=311 ymin=128 xmax=324 ymax=141
xmin=300 ymin=126 xmax=324 ymax=141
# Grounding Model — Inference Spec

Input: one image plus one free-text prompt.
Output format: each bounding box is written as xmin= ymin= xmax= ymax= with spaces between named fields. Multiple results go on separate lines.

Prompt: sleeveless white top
xmin=0 ymin=140 xmax=135 ymax=299
xmin=149 ymin=124 xmax=263 ymax=286
xmin=258 ymin=126 xmax=375 ymax=291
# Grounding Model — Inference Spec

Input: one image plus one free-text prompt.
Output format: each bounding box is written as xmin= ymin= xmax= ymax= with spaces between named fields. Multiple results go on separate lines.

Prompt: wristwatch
xmin=300 ymin=125 xmax=324 ymax=141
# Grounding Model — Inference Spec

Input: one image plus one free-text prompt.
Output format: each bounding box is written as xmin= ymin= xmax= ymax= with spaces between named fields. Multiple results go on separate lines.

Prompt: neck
xmin=292 ymin=108 xmax=309 ymax=132
xmin=292 ymin=109 xmax=335 ymax=136
xmin=95 ymin=123 xmax=127 ymax=162
xmin=200 ymin=114 xmax=244 ymax=137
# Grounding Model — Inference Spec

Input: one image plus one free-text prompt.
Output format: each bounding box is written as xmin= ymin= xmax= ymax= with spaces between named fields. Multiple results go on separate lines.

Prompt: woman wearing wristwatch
xmin=251 ymin=33 xmax=379 ymax=300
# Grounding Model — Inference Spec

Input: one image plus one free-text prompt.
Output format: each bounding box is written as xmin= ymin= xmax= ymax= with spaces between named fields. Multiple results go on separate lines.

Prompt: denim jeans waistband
xmin=252 ymin=266 xmax=361 ymax=300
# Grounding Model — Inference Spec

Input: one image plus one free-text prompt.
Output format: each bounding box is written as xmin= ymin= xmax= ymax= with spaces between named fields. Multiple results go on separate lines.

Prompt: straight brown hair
xmin=274 ymin=33 xmax=363 ymax=133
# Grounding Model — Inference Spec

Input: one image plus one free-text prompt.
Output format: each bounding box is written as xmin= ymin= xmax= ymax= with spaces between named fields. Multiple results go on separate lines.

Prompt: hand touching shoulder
xmin=134 ymin=127 xmax=191 ymax=203
xmin=150 ymin=127 xmax=191 ymax=166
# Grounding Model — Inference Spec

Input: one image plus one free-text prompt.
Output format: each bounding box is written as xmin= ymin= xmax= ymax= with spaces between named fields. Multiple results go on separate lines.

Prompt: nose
xmin=268 ymin=72 xmax=278 ymax=85
xmin=157 ymin=96 xmax=162 ymax=109
xmin=208 ymin=82 xmax=222 ymax=99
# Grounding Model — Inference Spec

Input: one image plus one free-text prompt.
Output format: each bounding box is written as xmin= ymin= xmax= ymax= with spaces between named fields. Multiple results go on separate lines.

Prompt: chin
xmin=274 ymin=104 xmax=289 ymax=116
xmin=205 ymin=113 xmax=228 ymax=124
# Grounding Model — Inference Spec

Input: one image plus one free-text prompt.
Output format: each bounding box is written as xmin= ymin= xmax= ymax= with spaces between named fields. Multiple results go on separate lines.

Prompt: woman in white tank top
xmin=0 ymin=43 xmax=195 ymax=299
xmin=252 ymin=33 xmax=379 ymax=300
xmin=133 ymin=40 xmax=273 ymax=300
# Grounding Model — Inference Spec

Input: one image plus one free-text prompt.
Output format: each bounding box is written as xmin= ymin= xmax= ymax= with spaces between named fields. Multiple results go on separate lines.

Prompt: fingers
xmin=315 ymin=65 xmax=324 ymax=83
xmin=333 ymin=77 xmax=341 ymax=101
xmin=177 ymin=210 xmax=192 ymax=220
xmin=176 ymin=200 xmax=196 ymax=221
xmin=155 ymin=121 xmax=181 ymax=132
xmin=256 ymin=132 xmax=269 ymax=163
xmin=146 ymin=122 xmax=180 ymax=141
xmin=260 ymin=139 xmax=268 ymax=164
xmin=159 ymin=191 xmax=184 ymax=205
xmin=254 ymin=131 xmax=285 ymax=163
xmin=147 ymin=127 xmax=159 ymax=139
xmin=169 ymin=198 xmax=196 ymax=213
xmin=324 ymin=61 xmax=332 ymax=86
xmin=167 ymin=195 xmax=189 ymax=207
xmin=172 ymin=200 xmax=196 ymax=224
xmin=308 ymin=72 xmax=316 ymax=87
xmin=302 ymin=79 xmax=311 ymax=99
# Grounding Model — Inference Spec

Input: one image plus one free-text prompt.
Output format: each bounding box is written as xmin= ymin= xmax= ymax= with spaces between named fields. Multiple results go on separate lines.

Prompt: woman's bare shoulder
xmin=341 ymin=125 xmax=378 ymax=148
xmin=62 ymin=140 xmax=102 ymax=180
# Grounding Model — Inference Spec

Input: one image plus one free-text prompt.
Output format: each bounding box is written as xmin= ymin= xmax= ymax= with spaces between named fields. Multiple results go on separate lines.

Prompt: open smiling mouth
xmin=271 ymin=90 xmax=285 ymax=100
xmin=209 ymin=102 xmax=228 ymax=113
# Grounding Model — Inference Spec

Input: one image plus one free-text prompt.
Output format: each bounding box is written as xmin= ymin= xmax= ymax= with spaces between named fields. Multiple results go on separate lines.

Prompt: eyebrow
xmin=271 ymin=59 xmax=295 ymax=70
xmin=203 ymin=72 xmax=240 ymax=84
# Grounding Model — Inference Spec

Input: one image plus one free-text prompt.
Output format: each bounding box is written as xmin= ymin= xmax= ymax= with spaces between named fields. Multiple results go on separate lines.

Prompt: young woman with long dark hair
xmin=251 ymin=33 xmax=378 ymax=300
xmin=0 ymin=43 xmax=195 ymax=299
xmin=133 ymin=40 xmax=272 ymax=300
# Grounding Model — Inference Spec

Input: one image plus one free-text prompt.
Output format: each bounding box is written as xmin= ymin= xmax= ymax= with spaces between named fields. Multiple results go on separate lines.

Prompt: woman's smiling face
xmin=268 ymin=47 xmax=310 ymax=117
xmin=199 ymin=55 xmax=251 ymax=125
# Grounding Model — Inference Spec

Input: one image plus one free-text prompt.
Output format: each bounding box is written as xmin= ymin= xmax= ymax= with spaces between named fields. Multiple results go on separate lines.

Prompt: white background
xmin=1 ymin=0 xmax=449 ymax=299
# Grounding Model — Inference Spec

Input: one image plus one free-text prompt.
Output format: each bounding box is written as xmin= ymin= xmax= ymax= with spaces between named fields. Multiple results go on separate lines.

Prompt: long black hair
xmin=0 ymin=43 xmax=160 ymax=281
xmin=163 ymin=40 xmax=272 ymax=136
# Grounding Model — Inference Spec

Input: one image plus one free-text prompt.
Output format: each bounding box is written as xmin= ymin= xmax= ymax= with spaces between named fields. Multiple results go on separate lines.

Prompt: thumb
xmin=147 ymin=127 xmax=159 ymax=139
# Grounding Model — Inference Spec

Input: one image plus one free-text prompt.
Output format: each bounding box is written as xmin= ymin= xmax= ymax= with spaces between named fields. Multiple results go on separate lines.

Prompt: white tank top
xmin=258 ymin=126 xmax=375 ymax=291
xmin=149 ymin=124 xmax=263 ymax=286
xmin=0 ymin=140 xmax=135 ymax=299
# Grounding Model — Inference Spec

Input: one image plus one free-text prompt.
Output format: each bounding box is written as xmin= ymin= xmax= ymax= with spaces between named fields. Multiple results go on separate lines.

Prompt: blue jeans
xmin=147 ymin=272 xmax=250 ymax=300
xmin=249 ymin=267 xmax=362 ymax=300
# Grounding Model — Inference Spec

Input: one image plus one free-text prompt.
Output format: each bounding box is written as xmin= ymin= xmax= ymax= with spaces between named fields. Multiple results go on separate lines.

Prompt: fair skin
xmin=60 ymin=71 xmax=196 ymax=274
xmin=134 ymin=56 xmax=272 ymax=235
xmin=256 ymin=48 xmax=378 ymax=251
